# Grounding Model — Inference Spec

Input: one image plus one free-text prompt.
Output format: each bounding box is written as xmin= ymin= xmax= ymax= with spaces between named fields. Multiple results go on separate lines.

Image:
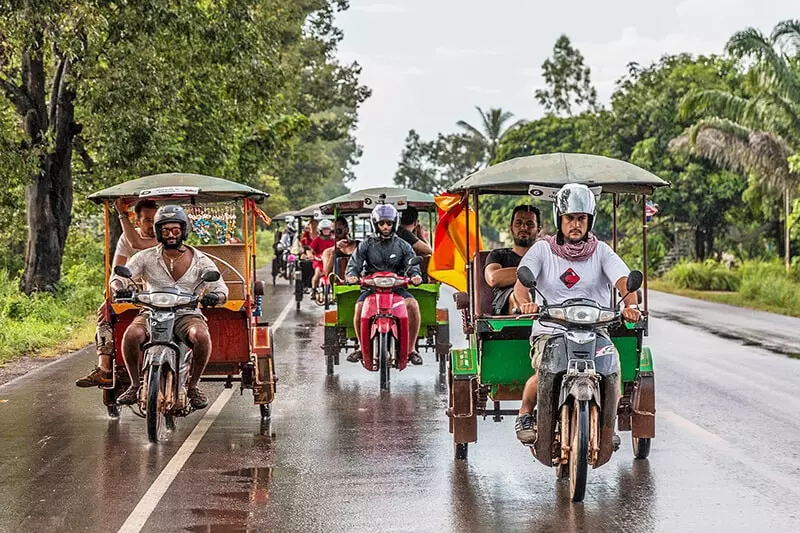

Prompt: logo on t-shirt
xmin=560 ymin=268 xmax=580 ymax=289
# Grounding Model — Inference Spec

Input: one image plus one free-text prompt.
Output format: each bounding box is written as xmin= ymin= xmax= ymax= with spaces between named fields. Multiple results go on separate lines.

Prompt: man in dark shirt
xmin=485 ymin=205 xmax=541 ymax=314
xmin=397 ymin=206 xmax=433 ymax=256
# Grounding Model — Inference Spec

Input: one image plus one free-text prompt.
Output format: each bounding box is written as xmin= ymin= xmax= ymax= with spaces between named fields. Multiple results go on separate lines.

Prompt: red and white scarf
xmin=546 ymin=233 xmax=598 ymax=261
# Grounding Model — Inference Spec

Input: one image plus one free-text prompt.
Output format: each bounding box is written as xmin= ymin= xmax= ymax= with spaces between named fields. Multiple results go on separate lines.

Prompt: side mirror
xmin=254 ymin=280 xmax=265 ymax=296
xmin=517 ymin=266 xmax=536 ymax=289
xmin=202 ymin=270 xmax=221 ymax=282
xmin=114 ymin=265 xmax=133 ymax=279
xmin=626 ymin=270 xmax=643 ymax=293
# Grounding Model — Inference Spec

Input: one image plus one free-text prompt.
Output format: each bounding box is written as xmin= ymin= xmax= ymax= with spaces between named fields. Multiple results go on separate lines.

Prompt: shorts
xmin=492 ymin=287 xmax=514 ymax=315
xmin=357 ymin=288 xmax=414 ymax=303
xmin=128 ymin=313 xmax=209 ymax=345
xmin=530 ymin=334 xmax=552 ymax=370
xmin=312 ymin=260 xmax=324 ymax=272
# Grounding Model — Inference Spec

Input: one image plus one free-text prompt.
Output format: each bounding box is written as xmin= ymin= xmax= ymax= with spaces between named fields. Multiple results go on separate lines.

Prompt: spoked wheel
xmin=569 ymin=398 xmax=590 ymax=502
xmin=455 ymin=443 xmax=468 ymax=460
xmin=145 ymin=365 xmax=168 ymax=443
xmin=632 ymin=436 xmax=651 ymax=459
xmin=377 ymin=333 xmax=390 ymax=391
xmin=260 ymin=403 xmax=272 ymax=420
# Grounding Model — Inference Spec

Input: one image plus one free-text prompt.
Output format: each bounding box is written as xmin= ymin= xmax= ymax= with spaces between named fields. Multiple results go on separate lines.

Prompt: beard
xmin=513 ymin=236 xmax=534 ymax=247
xmin=163 ymin=238 xmax=184 ymax=250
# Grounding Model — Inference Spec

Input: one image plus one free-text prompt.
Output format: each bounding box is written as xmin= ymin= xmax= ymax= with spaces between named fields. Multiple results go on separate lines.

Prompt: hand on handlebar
xmin=621 ymin=307 xmax=641 ymax=323
xmin=201 ymin=292 xmax=221 ymax=307
xmin=517 ymin=302 xmax=539 ymax=315
xmin=410 ymin=275 xmax=422 ymax=286
xmin=346 ymin=275 xmax=359 ymax=285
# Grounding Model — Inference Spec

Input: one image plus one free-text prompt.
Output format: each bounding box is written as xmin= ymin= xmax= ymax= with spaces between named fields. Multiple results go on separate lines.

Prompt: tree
xmin=456 ymin=106 xmax=525 ymax=164
xmin=674 ymin=20 xmax=800 ymax=267
xmin=535 ymin=35 xmax=598 ymax=116
xmin=394 ymin=130 xmax=483 ymax=194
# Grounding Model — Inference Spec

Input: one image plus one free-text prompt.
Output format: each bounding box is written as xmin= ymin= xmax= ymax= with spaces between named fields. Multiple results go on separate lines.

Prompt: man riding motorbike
xmin=345 ymin=204 xmax=424 ymax=365
xmin=111 ymin=205 xmax=228 ymax=409
xmin=311 ymin=219 xmax=335 ymax=301
xmin=511 ymin=183 xmax=641 ymax=443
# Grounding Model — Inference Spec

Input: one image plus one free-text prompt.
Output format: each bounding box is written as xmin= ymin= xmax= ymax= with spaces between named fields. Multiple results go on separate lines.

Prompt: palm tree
xmin=456 ymin=106 xmax=526 ymax=165
xmin=672 ymin=19 xmax=800 ymax=269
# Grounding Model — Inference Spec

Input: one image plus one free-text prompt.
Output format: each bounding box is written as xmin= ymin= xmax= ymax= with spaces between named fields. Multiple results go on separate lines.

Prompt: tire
xmin=455 ymin=443 xmax=468 ymax=460
xmin=107 ymin=405 xmax=120 ymax=418
xmin=296 ymin=300 xmax=301 ymax=311
xmin=323 ymin=283 xmax=331 ymax=310
xmin=555 ymin=462 xmax=569 ymax=480
xmin=165 ymin=414 xmax=176 ymax=432
xmin=632 ymin=436 xmax=651 ymax=459
xmin=326 ymin=351 xmax=334 ymax=375
xmin=378 ymin=333 xmax=390 ymax=391
xmin=145 ymin=365 xmax=167 ymax=443
xmin=436 ymin=324 xmax=449 ymax=376
xmin=271 ymin=258 xmax=278 ymax=285
xmin=569 ymin=399 xmax=590 ymax=502
xmin=260 ymin=403 xmax=272 ymax=420
xmin=288 ymin=263 xmax=295 ymax=286
xmin=103 ymin=388 xmax=120 ymax=419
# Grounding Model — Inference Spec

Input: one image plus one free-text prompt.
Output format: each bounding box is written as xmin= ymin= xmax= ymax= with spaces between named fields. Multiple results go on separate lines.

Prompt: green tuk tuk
xmin=317 ymin=187 xmax=451 ymax=377
xmin=445 ymin=153 xmax=668 ymax=501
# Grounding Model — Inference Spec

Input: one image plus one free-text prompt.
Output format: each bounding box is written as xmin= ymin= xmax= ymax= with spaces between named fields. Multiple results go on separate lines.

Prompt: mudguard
xmin=360 ymin=290 xmax=410 ymax=371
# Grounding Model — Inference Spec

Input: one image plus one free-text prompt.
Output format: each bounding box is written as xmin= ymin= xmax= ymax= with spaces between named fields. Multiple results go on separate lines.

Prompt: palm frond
xmin=771 ymin=19 xmax=800 ymax=54
xmin=456 ymin=120 xmax=486 ymax=141
xmin=728 ymin=25 xmax=800 ymax=106
xmin=679 ymin=89 xmax=750 ymax=123
xmin=500 ymin=118 xmax=528 ymax=138
xmin=726 ymin=27 xmax=774 ymax=62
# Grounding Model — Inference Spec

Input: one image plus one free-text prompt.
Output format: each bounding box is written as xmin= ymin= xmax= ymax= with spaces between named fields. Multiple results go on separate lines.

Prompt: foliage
xmin=534 ymin=35 xmax=598 ymax=116
xmin=664 ymin=260 xmax=741 ymax=291
xmin=456 ymin=106 xmax=526 ymax=164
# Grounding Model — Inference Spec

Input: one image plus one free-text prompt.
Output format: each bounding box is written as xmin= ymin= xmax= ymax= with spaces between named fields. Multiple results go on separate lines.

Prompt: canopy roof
xmin=88 ymin=173 xmax=269 ymax=203
xmin=449 ymin=153 xmax=669 ymax=195
xmin=319 ymin=187 xmax=436 ymax=214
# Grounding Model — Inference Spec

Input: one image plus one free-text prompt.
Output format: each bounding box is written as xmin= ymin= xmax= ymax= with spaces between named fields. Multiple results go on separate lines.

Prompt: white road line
xmin=661 ymin=409 xmax=800 ymax=497
xmin=117 ymin=297 xmax=294 ymax=533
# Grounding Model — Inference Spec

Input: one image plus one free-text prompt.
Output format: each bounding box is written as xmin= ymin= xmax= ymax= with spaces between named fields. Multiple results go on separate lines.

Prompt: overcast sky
xmin=334 ymin=0 xmax=796 ymax=190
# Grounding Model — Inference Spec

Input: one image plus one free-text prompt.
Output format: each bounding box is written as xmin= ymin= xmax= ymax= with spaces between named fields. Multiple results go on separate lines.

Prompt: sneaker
xmin=408 ymin=351 xmax=423 ymax=366
xmin=75 ymin=367 xmax=112 ymax=388
xmin=117 ymin=385 xmax=140 ymax=405
xmin=346 ymin=350 xmax=362 ymax=363
xmin=515 ymin=412 xmax=536 ymax=444
xmin=612 ymin=433 xmax=621 ymax=451
xmin=187 ymin=387 xmax=209 ymax=409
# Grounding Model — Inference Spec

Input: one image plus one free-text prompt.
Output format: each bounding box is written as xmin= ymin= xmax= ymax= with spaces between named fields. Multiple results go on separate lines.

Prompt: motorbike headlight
xmin=545 ymin=308 xmax=566 ymax=320
xmin=372 ymin=277 xmax=398 ymax=288
xmin=150 ymin=292 xmax=180 ymax=307
xmin=598 ymin=310 xmax=616 ymax=322
xmin=563 ymin=305 xmax=601 ymax=324
xmin=136 ymin=293 xmax=151 ymax=304
xmin=362 ymin=278 xmax=376 ymax=287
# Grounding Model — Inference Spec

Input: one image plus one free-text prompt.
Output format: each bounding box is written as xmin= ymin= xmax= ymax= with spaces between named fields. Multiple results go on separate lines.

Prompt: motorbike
xmin=272 ymin=232 xmax=297 ymax=285
xmin=114 ymin=265 xmax=221 ymax=443
xmin=358 ymin=256 xmax=422 ymax=391
xmin=517 ymin=266 xmax=643 ymax=502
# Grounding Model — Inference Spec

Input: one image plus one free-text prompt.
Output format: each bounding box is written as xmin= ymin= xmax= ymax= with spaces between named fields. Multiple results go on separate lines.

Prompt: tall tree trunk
xmin=785 ymin=187 xmax=791 ymax=271
xmin=18 ymin=45 xmax=75 ymax=294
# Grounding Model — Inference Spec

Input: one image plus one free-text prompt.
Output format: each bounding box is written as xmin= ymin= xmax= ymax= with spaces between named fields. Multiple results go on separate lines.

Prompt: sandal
xmin=187 ymin=387 xmax=209 ymax=409
xmin=408 ymin=351 xmax=423 ymax=366
xmin=346 ymin=350 xmax=362 ymax=363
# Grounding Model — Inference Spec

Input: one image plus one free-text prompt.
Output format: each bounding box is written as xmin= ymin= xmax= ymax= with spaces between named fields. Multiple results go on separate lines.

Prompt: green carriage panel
xmin=612 ymin=336 xmax=639 ymax=385
xmin=474 ymin=318 xmax=535 ymax=387
xmin=452 ymin=348 xmax=478 ymax=375
xmin=331 ymin=282 xmax=443 ymax=339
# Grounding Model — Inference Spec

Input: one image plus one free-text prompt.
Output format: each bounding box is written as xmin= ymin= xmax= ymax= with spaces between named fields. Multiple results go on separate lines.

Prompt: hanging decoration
xmin=185 ymin=204 xmax=238 ymax=244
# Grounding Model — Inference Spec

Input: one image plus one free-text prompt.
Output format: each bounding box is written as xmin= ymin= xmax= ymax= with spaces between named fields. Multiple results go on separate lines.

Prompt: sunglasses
xmin=377 ymin=220 xmax=393 ymax=227
xmin=160 ymin=227 xmax=183 ymax=237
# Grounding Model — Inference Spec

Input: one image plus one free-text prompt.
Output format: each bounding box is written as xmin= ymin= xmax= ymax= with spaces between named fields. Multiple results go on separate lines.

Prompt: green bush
xmin=0 ymin=231 xmax=104 ymax=364
xmin=738 ymin=261 xmax=800 ymax=315
xmin=664 ymin=260 xmax=741 ymax=291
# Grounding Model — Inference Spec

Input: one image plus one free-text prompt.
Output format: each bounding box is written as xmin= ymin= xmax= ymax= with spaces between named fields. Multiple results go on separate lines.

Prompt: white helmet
xmin=318 ymin=219 xmax=333 ymax=232
xmin=553 ymin=183 xmax=597 ymax=233
xmin=371 ymin=204 xmax=399 ymax=237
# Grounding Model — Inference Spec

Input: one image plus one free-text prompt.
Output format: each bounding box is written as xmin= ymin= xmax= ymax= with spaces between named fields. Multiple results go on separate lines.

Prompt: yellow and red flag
xmin=246 ymin=199 xmax=272 ymax=226
xmin=427 ymin=192 xmax=482 ymax=293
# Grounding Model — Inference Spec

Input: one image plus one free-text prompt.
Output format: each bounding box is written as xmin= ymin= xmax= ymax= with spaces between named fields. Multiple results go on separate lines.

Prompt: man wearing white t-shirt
xmin=75 ymin=198 xmax=158 ymax=388
xmin=511 ymin=184 xmax=641 ymax=444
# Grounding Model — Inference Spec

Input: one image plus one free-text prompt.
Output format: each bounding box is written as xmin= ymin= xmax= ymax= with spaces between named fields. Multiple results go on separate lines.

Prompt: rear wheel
xmin=103 ymin=388 xmax=120 ymax=418
xmin=632 ymin=436 xmax=651 ymax=459
xmin=260 ymin=403 xmax=272 ymax=420
xmin=323 ymin=282 xmax=331 ymax=310
xmin=436 ymin=323 xmax=449 ymax=376
xmin=569 ymin=399 xmax=590 ymax=502
xmin=145 ymin=365 xmax=168 ymax=443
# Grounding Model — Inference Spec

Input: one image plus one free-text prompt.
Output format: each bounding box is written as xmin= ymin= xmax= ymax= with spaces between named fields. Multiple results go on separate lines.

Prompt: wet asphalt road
xmin=1 ymin=278 xmax=800 ymax=532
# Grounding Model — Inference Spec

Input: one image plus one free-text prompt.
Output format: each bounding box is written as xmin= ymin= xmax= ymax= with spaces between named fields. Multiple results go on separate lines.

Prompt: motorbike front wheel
xmin=146 ymin=365 xmax=168 ymax=443
xmin=376 ymin=332 xmax=390 ymax=391
xmin=569 ymin=398 xmax=590 ymax=502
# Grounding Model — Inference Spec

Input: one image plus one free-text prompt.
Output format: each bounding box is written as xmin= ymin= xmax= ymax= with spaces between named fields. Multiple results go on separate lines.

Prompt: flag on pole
xmin=247 ymin=199 xmax=272 ymax=226
xmin=427 ymin=193 xmax=482 ymax=293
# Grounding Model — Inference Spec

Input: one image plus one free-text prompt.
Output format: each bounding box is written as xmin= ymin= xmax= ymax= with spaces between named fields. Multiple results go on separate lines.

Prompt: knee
xmin=406 ymin=299 xmax=419 ymax=313
xmin=188 ymin=327 xmax=211 ymax=347
xmin=123 ymin=326 xmax=146 ymax=345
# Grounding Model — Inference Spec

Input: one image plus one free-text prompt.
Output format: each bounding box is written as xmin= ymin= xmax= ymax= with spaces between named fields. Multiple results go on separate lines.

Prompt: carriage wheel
xmin=455 ymin=443 xmax=468 ymax=460
xmin=260 ymin=403 xmax=272 ymax=420
xmin=632 ymin=436 xmax=651 ymax=459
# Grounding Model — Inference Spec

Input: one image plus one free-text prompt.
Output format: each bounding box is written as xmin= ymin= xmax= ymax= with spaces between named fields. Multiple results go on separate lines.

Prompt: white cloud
xmin=464 ymin=85 xmax=502 ymax=96
xmin=434 ymin=46 xmax=508 ymax=58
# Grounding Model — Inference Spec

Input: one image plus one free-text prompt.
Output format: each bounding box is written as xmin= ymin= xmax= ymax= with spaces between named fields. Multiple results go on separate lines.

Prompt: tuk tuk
xmin=271 ymin=210 xmax=299 ymax=286
xmin=88 ymin=173 xmax=277 ymax=430
xmin=317 ymin=187 xmax=451 ymax=380
xmin=291 ymin=202 xmax=326 ymax=311
xmin=444 ymin=153 xmax=667 ymax=501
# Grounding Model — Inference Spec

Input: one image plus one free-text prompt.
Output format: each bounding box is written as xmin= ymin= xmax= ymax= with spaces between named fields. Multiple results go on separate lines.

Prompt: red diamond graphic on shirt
xmin=560 ymin=268 xmax=580 ymax=289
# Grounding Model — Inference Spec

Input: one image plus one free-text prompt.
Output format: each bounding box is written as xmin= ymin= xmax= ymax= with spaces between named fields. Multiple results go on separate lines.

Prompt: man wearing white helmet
xmin=345 ymin=203 xmax=424 ymax=365
xmin=511 ymin=183 xmax=641 ymax=444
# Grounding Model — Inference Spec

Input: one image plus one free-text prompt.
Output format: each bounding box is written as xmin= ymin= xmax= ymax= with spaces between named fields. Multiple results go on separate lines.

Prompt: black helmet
xmin=154 ymin=205 xmax=191 ymax=244
xmin=371 ymin=204 xmax=399 ymax=237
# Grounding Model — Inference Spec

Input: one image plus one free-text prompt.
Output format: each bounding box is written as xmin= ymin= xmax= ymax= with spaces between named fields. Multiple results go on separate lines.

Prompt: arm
xmin=112 ymin=235 xmax=131 ymax=267
xmin=115 ymin=199 xmax=154 ymax=250
xmin=614 ymin=276 xmax=641 ymax=322
xmin=512 ymin=245 xmax=542 ymax=313
xmin=600 ymin=243 xmax=640 ymax=322
xmin=486 ymin=264 xmax=518 ymax=288
xmin=412 ymin=239 xmax=433 ymax=256
xmin=197 ymin=255 xmax=228 ymax=304
xmin=110 ymin=249 xmax=145 ymax=292
xmin=402 ymin=241 xmax=422 ymax=280
xmin=345 ymin=241 xmax=367 ymax=281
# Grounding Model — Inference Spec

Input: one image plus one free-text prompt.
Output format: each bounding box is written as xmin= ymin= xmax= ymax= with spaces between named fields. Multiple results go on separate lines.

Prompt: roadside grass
xmin=254 ymin=230 xmax=276 ymax=270
xmin=653 ymin=260 xmax=800 ymax=318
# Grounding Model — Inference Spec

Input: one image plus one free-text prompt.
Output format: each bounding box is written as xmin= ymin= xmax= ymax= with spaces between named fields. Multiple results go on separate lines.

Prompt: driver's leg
xmin=348 ymin=300 xmax=364 ymax=363
xmin=322 ymin=248 xmax=334 ymax=276
xmin=117 ymin=317 xmax=147 ymax=404
xmin=516 ymin=335 xmax=548 ymax=443
xmin=405 ymin=297 xmax=422 ymax=365
xmin=76 ymin=303 xmax=114 ymax=387
xmin=180 ymin=317 xmax=212 ymax=409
